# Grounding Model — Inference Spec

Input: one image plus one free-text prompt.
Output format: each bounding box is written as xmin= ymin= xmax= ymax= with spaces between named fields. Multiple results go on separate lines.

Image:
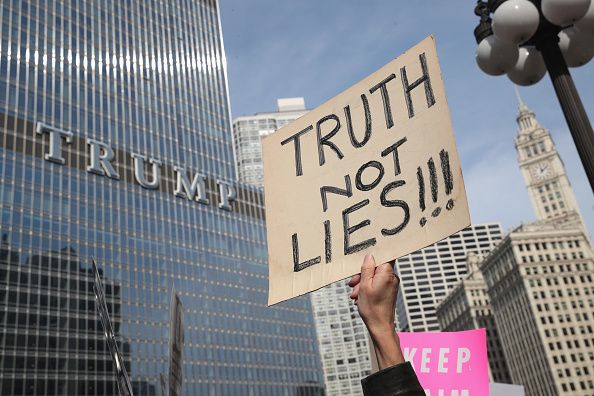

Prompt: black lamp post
xmin=473 ymin=0 xmax=594 ymax=193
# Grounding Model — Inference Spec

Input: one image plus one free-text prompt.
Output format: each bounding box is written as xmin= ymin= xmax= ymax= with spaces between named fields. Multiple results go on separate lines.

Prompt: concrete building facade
xmin=436 ymin=253 xmax=512 ymax=384
xmin=481 ymin=222 xmax=594 ymax=395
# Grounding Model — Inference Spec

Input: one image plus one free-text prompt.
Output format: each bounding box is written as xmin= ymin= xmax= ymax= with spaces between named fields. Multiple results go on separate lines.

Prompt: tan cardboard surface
xmin=263 ymin=36 xmax=470 ymax=305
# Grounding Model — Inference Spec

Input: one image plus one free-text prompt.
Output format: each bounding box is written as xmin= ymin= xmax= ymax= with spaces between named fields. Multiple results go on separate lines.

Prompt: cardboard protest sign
xmin=263 ymin=36 xmax=470 ymax=305
xmin=397 ymin=329 xmax=490 ymax=395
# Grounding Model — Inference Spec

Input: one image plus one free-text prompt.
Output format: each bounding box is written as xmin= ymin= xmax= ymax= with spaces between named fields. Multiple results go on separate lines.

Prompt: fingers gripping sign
xmin=349 ymin=254 xmax=405 ymax=370
xmin=349 ymin=255 xmax=398 ymax=332
xmin=347 ymin=273 xmax=361 ymax=302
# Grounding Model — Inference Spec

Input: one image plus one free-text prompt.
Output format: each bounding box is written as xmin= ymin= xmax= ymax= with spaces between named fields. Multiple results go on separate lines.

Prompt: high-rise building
xmin=0 ymin=1 xmax=324 ymax=395
xmin=481 ymin=222 xmax=594 ymax=396
xmin=311 ymin=282 xmax=371 ymax=396
xmin=478 ymin=98 xmax=594 ymax=396
xmin=232 ymin=97 xmax=307 ymax=187
xmin=436 ymin=253 xmax=512 ymax=384
xmin=396 ymin=223 xmax=504 ymax=332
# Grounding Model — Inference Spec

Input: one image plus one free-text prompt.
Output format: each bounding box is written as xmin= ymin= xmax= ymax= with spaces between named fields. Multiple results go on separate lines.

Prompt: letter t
xmin=36 ymin=122 xmax=73 ymax=165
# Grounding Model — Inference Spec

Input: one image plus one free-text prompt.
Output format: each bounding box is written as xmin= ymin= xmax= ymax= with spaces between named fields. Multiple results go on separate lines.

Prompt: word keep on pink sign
xmin=398 ymin=329 xmax=489 ymax=396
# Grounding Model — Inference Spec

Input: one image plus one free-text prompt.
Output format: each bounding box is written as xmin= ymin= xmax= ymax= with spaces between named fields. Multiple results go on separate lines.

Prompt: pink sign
xmin=398 ymin=329 xmax=489 ymax=396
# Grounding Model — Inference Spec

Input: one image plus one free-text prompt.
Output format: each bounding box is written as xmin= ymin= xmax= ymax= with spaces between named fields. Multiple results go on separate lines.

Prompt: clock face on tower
xmin=531 ymin=161 xmax=552 ymax=182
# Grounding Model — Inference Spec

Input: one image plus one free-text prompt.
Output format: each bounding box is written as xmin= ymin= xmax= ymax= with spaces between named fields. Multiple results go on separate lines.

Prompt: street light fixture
xmin=473 ymin=0 xmax=594 ymax=193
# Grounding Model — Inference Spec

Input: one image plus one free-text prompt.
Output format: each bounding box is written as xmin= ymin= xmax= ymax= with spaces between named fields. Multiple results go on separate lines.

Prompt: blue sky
xmin=219 ymin=1 xmax=594 ymax=238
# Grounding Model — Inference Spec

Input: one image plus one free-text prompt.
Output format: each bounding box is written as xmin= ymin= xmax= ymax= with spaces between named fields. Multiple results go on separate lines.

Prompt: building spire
xmin=515 ymin=87 xmax=538 ymax=133
xmin=515 ymin=86 xmax=529 ymax=113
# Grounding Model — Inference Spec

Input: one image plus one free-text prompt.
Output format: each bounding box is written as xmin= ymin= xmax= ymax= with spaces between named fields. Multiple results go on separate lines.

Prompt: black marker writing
xmin=400 ymin=52 xmax=436 ymax=119
xmin=292 ymin=233 xmax=321 ymax=272
xmin=417 ymin=150 xmax=455 ymax=227
xmin=369 ymin=74 xmax=397 ymax=129
xmin=316 ymin=114 xmax=344 ymax=166
xmin=355 ymin=161 xmax=384 ymax=192
xmin=381 ymin=137 xmax=407 ymax=176
xmin=320 ymin=175 xmax=353 ymax=212
xmin=417 ymin=166 xmax=426 ymax=212
xmin=428 ymin=157 xmax=438 ymax=203
xmin=440 ymin=149 xmax=453 ymax=195
xmin=380 ymin=180 xmax=410 ymax=236
xmin=343 ymin=199 xmax=376 ymax=255
xmin=281 ymin=125 xmax=313 ymax=177
xmin=441 ymin=149 xmax=455 ymax=211
xmin=344 ymin=94 xmax=372 ymax=148
xmin=324 ymin=220 xmax=332 ymax=264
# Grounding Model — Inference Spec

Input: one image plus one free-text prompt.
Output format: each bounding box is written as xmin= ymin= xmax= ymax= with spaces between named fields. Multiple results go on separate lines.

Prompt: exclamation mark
xmin=417 ymin=167 xmax=427 ymax=227
xmin=428 ymin=158 xmax=442 ymax=219
xmin=440 ymin=149 xmax=455 ymax=210
xmin=417 ymin=150 xmax=455 ymax=228
xmin=428 ymin=158 xmax=438 ymax=203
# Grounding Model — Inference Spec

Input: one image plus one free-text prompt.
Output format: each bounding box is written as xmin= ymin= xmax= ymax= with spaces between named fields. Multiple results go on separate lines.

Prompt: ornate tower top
xmin=515 ymin=87 xmax=540 ymax=136
xmin=513 ymin=89 xmax=585 ymax=230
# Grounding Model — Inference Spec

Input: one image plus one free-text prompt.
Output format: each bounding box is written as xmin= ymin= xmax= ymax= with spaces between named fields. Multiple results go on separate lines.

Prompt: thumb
xmin=361 ymin=254 xmax=376 ymax=285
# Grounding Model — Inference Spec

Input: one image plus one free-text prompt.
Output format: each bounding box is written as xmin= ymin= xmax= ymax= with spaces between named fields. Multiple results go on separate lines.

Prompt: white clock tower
xmin=515 ymin=91 xmax=585 ymax=230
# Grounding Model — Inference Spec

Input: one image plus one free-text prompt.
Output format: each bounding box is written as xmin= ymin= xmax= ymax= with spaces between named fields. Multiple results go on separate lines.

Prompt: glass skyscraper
xmin=0 ymin=0 xmax=324 ymax=395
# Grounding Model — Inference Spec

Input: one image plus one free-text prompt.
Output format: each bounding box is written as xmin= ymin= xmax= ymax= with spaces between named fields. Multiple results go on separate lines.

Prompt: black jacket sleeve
xmin=361 ymin=362 xmax=425 ymax=396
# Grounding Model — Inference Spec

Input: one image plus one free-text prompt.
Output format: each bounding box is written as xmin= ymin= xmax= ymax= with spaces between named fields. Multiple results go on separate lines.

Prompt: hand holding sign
xmin=348 ymin=255 xmax=404 ymax=370
xmin=348 ymin=255 xmax=397 ymax=336
xmin=263 ymin=36 xmax=470 ymax=305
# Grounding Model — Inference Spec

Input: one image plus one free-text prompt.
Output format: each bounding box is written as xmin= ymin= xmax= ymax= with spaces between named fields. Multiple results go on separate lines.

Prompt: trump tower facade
xmin=0 ymin=0 xmax=324 ymax=395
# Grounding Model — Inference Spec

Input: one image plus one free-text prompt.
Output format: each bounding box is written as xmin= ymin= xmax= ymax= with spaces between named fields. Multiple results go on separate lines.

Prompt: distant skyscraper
xmin=478 ymin=97 xmax=594 ymax=396
xmin=436 ymin=253 xmax=512 ymax=384
xmin=233 ymin=98 xmax=307 ymax=187
xmin=0 ymin=1 xmax=324 ymax=394
xmin=396 ymin=223 xmax=504 ymax=332
xmin=311 ymin=282 xmax=371 ymax=396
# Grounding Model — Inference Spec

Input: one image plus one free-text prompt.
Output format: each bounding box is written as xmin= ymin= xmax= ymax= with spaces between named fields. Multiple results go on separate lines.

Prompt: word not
xmin=36 ymin=122 xmax=236 ymax=211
